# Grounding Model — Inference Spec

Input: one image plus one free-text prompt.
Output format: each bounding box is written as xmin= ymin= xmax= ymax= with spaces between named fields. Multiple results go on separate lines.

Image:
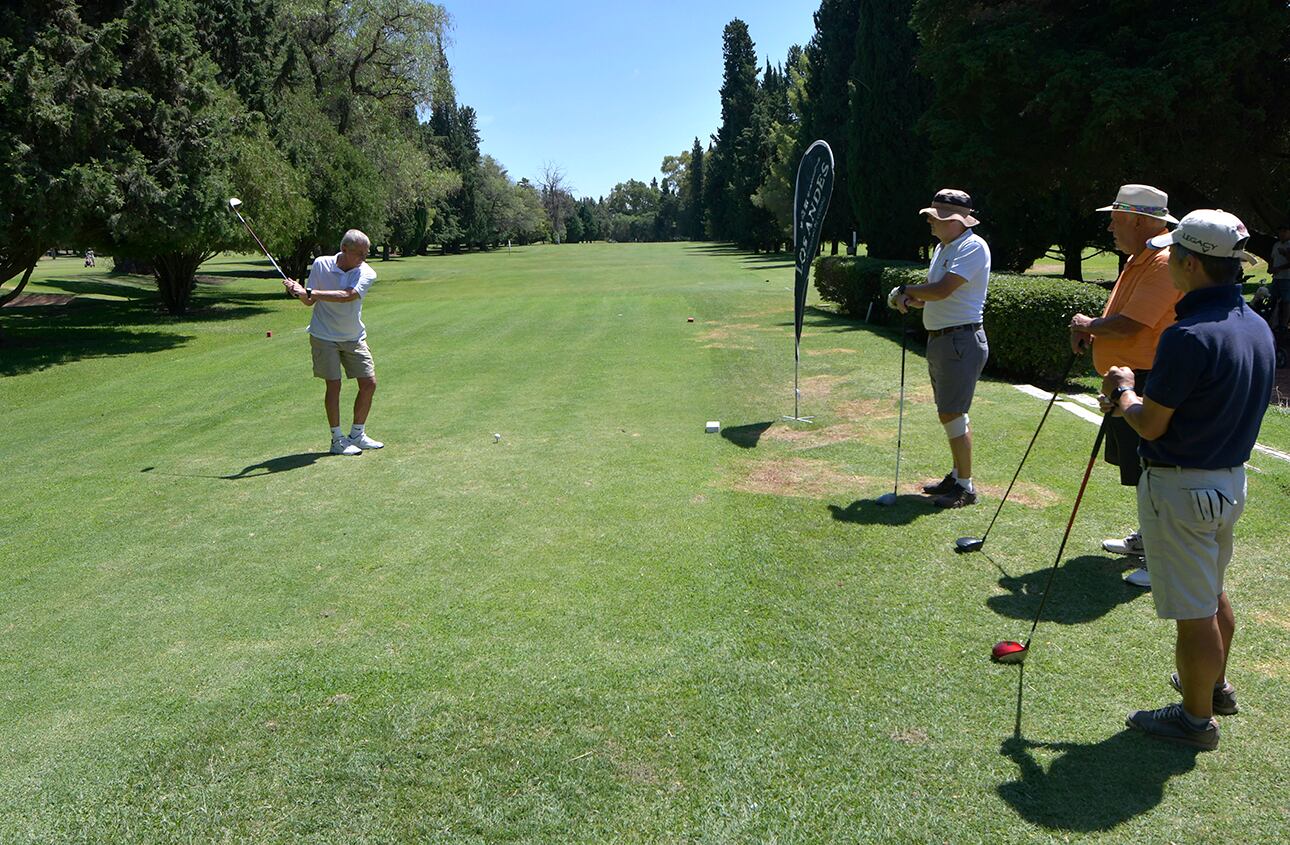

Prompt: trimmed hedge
xmin=814 ymin=255 xmax=1109 ymax=385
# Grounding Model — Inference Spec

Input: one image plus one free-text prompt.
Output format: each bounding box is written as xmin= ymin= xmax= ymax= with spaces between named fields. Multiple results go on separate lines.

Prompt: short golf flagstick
xmin=956 ymin=351 xmax=1080 ymax=553
xmin=992 ymin=409 xmax=1114 ymax=664
xmin=227 ymin=198 xmax=294 ymax=297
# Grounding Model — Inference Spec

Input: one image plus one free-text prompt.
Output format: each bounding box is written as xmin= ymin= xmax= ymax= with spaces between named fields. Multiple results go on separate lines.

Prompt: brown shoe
xmin=923 ymin=473 xmax=957 ymax=495
xmin=933 ymin=483 xmax=977 ymax=508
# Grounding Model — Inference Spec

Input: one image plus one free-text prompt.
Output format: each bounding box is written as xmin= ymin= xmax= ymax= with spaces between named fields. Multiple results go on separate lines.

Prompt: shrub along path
xmin=2 ymin=244 xmax=1286 ymax=843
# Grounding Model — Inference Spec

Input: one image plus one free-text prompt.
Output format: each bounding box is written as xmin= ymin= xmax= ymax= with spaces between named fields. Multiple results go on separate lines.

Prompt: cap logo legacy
xmin=1179 ymin=232 xmax=1220 ymax=254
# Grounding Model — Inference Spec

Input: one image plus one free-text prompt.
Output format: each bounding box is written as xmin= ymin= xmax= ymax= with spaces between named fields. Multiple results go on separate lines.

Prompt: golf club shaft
xmin=892 ymin=328 xmax=908 ymax=496
xmin=231 ymin=209 xmax=293 ymax=293
xmin=976 ymin=352 xmax=1079 ymax=542
xmin=1022 ymin=410 xmax=1114 ymax=646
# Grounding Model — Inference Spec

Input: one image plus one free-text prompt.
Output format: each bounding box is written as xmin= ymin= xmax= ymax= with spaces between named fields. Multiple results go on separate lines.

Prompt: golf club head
xmin=991 ymin=640 xmax=1028 ymax=665
xmin=955 ymin=536 xmax=984 ymax=554
xmin=228 ymin=197 xmax=242 ymax=210
xmin=876 ymin=492 xmax=897 ymax=506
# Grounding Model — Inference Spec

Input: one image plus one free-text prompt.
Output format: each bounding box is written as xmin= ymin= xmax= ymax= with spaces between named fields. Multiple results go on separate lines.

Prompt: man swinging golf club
xmin=1070 ymin=185 xmax=1183 ymax=588
xmin=1102 ymin=210 xmax=1273 ymax=750
xmin=284 ymin=229 xmax=384 ymax=456
xmin=889 ymin=189 xmax=991 ymax=508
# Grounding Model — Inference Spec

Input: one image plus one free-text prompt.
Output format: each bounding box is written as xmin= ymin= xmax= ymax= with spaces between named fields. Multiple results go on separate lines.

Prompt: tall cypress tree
xmin=684 ymin=137 xmax=705 ymax=239
xmin=800 ymin=0 xmax=860 ymax=253
xmin=708 ymin=19 xmax=759 ymax=242
xmin=849 ymin=0 xmax=929 ymax=259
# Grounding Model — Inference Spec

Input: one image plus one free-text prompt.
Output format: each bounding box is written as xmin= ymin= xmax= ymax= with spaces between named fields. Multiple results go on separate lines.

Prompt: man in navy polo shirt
xmin=1101 ymin=210 xmax=1274 ymax=750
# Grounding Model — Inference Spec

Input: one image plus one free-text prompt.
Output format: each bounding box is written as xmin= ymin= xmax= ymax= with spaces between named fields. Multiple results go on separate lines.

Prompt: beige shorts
xmin=1138 ymin=465 xmax=1246 ymax=620
xmin=310 ymin=335 xmax=375 ymax=380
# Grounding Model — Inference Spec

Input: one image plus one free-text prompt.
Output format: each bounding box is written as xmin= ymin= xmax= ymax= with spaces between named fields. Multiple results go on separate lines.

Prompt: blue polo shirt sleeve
xmin=1142 ymin=326 xmax=1202 ymax=409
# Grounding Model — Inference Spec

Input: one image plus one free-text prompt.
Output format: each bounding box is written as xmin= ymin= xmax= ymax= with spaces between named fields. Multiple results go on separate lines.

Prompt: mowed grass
xmin=2 ymin=244 xmax=1287 ymax=843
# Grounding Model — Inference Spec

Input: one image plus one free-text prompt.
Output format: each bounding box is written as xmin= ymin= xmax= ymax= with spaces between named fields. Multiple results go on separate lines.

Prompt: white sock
xmin=350 ymin=423 xmax=365 ymax=438
xmin=960 ymin=476 xmax=974 ymax=492
xmin=331 ymin=426 xmax=344 ymax=440
xmin=950 ymin=468 xmax=960 ymax=480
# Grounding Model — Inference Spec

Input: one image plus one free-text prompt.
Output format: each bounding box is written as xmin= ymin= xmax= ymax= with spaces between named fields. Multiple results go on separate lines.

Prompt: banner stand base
xmin=782 ymin=415 xmax=814 ymax=424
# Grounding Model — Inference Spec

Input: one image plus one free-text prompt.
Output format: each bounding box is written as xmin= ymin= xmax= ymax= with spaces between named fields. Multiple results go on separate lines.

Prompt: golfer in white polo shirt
xmin=888 ymin=189 xmax=991 ymax=508
xmin=284 ymin=229 xmax=384 ymax=456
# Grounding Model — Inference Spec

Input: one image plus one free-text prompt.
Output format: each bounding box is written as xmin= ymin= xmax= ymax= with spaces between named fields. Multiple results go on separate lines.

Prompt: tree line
xmin=606 ymin=1 xmax=1288 ymax=276
xmin=1 ymin=0 xmax=553 ymax=314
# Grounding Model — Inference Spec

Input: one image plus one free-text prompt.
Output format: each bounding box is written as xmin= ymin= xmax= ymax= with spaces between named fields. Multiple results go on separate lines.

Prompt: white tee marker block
xmin=705 ymin=421 xmax=720 ymax=433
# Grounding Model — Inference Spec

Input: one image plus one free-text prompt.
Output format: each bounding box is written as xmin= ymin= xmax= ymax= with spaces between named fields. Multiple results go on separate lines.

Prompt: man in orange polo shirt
xmin=1069 ymin=184 xmax=1183 ymax=588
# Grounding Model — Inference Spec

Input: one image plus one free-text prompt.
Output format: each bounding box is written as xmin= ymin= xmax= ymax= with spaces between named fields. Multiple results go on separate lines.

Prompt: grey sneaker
xmin=1126 ymin=702 xmax=1219 ymax=750
xmin=1170 ymin=672 xmax=1239 ymax=716
xmin=923 ymin=473 xmax=958 ymax=495
xmin=933 ymin=483 xmax=977 ymax=508
xmin=331 ymin=436 xmax=362 ymax=456
xmin=1103 ymin=531 xmax=1145 ymax=557
xmin=1123 ymin=565 xmax=1151 ymax=588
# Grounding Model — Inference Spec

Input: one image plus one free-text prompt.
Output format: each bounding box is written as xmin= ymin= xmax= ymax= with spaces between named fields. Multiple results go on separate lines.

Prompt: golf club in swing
xmin=227 ymin=197 xmax=294 ymax=297
xmin=991 ymin=408 xmax=1114 ymax=664
xmin=956 ymin=351 xmax=1081 ymax=553
xmin=877 ymin=328 xmax=910 ymax=506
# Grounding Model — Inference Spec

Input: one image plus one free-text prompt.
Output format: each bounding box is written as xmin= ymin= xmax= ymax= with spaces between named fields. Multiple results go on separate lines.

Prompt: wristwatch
xmin=1110 ymin=385 xmax=1131 ymax=404
xmin=305 ymin=287 xmax=313 ymax=299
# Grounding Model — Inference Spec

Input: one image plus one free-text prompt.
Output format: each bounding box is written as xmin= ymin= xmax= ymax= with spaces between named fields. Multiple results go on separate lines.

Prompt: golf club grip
xmin=1024 ymin=410 xmax=1114 ymax=642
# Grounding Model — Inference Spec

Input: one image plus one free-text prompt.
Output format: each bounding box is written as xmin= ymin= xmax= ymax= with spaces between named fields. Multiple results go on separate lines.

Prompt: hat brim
xmin=1148 ymin=230 xmax=1259 ymax=264
xmin=1098 ymin=204 xmax=1179 ymax=225
xmin=920 ymin=207 xmax=980 ymax=227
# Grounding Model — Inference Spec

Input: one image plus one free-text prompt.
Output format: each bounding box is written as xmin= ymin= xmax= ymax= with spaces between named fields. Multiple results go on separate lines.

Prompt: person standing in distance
xmin=889 ymin=188 xmax=991 ymax=508
xmin=1069 ymin=185 xmax=1183 ymax=589
xmin=1101 ymin=210 xmax=1274 ymax=750
xmin=284 ymin=229 xmax=384 ymax=455
xmin=1268 ymin=223 xmax=1290 ymax=330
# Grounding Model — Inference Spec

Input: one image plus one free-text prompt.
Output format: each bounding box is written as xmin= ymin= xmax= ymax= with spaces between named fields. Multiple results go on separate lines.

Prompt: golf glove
xmin=887 ymin=285 xmax=903 ymax=309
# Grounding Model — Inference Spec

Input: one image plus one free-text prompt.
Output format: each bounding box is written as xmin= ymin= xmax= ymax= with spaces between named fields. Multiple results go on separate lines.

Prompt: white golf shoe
xmin=349 ymin=432 xmax=384 ymax=450
xmin=1124 ymin=565 xmax=1151 ymax=588
xmin=331 ymin=436 xmax=362 ymax=456
xmin=1103 ymin=531 xmax=1145 ymax=557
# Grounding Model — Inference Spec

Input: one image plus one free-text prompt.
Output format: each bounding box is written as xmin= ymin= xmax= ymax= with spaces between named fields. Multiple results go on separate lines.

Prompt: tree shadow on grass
xmin=1 ymin=287 xmax=273 ymax=376
xmin=827 ymin=495 xmax=935 ymax=526
xmin=987 ymin=555 xmax=1143 ymax=625
xmin=720 ymin=421 xmax=774 ymax=449
xmin=998 ymin=732 xmax=1199 ymax=832
xmin=774 ymin=305 xmax=870 ymax=334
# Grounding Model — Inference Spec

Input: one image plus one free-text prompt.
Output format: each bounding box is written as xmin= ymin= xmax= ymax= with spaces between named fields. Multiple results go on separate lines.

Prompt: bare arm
xmin=904 ymin=271 xmax=967 ymax=302
xmin=1100 ymin=367 xmax=1175 ymax=441
xmin=1070 ymin=312 xmax=1147 ymax=339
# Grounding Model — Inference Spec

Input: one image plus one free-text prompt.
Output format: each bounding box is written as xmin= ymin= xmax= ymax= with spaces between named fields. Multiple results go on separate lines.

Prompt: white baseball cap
xmin=1148 ymin=209 xmax=1257 ymax=264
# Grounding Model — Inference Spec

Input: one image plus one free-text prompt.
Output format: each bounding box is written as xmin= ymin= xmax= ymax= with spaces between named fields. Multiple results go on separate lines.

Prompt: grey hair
xmin=341 ymin=229 xmax=370 ymax=253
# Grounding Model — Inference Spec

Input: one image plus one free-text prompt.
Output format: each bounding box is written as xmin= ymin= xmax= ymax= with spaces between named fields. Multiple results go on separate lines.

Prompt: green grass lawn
xmin=2 ymin=244 xmax=1287 ymax=843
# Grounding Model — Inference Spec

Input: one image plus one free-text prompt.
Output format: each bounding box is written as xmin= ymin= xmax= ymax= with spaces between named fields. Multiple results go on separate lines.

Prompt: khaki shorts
xmin=310 ymin=335 xmax=375 ymax=380
xmin=1138 ymin=465 xmax=1246 ymax=620
xmin=926 ymin=327 xmax=988 ymax=414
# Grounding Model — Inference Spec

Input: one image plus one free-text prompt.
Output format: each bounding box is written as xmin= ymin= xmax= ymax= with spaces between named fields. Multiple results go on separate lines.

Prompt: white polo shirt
xmin=305 ymin=254 xmax=377 ymax=342
xmin=1272 ymin=238 xmax=1290 ymax=281
xmin=922 ymin=229 xmax=991 ymax=331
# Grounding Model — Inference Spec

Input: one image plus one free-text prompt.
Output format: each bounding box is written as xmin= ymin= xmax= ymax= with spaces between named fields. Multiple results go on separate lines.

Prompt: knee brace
xmin=943 ymin=414 xmax=969 ymax=439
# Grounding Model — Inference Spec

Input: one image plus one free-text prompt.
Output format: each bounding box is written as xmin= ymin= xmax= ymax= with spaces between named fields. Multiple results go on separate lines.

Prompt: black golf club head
xmin=876 ymin=492 xmax=897 ymax=506
xmin=992 ymin=640 xmax=1028 ymax=664
xmin=955 ymin=536 xmax=984 ymax=553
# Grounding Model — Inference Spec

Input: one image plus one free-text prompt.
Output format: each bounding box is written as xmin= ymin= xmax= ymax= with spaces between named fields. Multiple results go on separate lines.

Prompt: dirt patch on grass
xmin=702 ymin=343 xmax=755 ymax=351
xmin=732 ymin=457 xmax=877 ymax=498
xmin=695 ymin=322 xmax=767 ymax=343
xmin=973 ymin=480 xmax=1060 ymax=508
xmin=763 ymin=421 xmax=890 ymax=449
xmin=891 ymin=727 xmax=929 ymax=745
xmin=1250 ymin=609 xmax=1290 ymax=632
xmin=804 ymin=347 xmax=859 ymax=357
xmin=799 ymin=374 xmax=847 ymax=401
xmin=1248 ymin=658 xmax=1288 ymax=680
xmin=834 ymin=399 xmax=898 ymax=422
xmin=2 ymin=293 xmax=75 ymax=307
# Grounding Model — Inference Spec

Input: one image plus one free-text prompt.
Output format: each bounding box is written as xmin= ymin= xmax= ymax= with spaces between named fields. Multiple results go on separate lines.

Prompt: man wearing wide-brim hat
xmin=888 ymin=188 xmax=991 ymax=508
xmin=1069 ymin=185 xmax=1183 ymax=588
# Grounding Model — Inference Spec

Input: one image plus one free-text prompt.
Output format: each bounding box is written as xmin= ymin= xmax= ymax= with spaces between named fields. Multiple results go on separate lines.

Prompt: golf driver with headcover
xmin=227 ymin=198 xmax=293 ymax=297
xmin=877 ymin=328 xmax=910 ymax=506
xmin=956 ymin=351 xmax=1081 ymax=553
xmin=991 ymin=409 xmax=1113 ymax=664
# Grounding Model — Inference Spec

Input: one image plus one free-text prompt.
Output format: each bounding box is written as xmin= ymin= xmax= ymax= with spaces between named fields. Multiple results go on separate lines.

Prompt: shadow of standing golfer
xmin=997 ymin=732 xmax=1199 ymax=832
xmin=987 ymin=554 xmax=1144 ymax=625
xmin=222 ymin=452 xmax=330 ymax=479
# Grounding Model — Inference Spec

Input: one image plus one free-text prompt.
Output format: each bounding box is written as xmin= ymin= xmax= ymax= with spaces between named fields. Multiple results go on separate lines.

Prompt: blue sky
xmin=443 ymin=1 xmax=820 ymax=199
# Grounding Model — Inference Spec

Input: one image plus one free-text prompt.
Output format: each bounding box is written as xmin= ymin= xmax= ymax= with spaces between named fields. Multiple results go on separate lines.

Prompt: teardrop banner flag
xmin=786 ymin=139 xmax=835 ymax=422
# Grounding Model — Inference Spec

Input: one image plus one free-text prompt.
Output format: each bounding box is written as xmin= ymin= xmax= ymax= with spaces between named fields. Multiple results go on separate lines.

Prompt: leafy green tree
xmin=912 ymin=0 xmax=1290 ymax=270
xmin=751 ymin=48 xmax=807 ymax=250
xmin=849 ymin=0 xmax=929 ymax=260
xmin=682 ymin=138 xmax=706 ymax=239
xmin=799 ymin=0 xmax=860 ymax=253
xmin=0 ymin=1 xmax=122 ymax=306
